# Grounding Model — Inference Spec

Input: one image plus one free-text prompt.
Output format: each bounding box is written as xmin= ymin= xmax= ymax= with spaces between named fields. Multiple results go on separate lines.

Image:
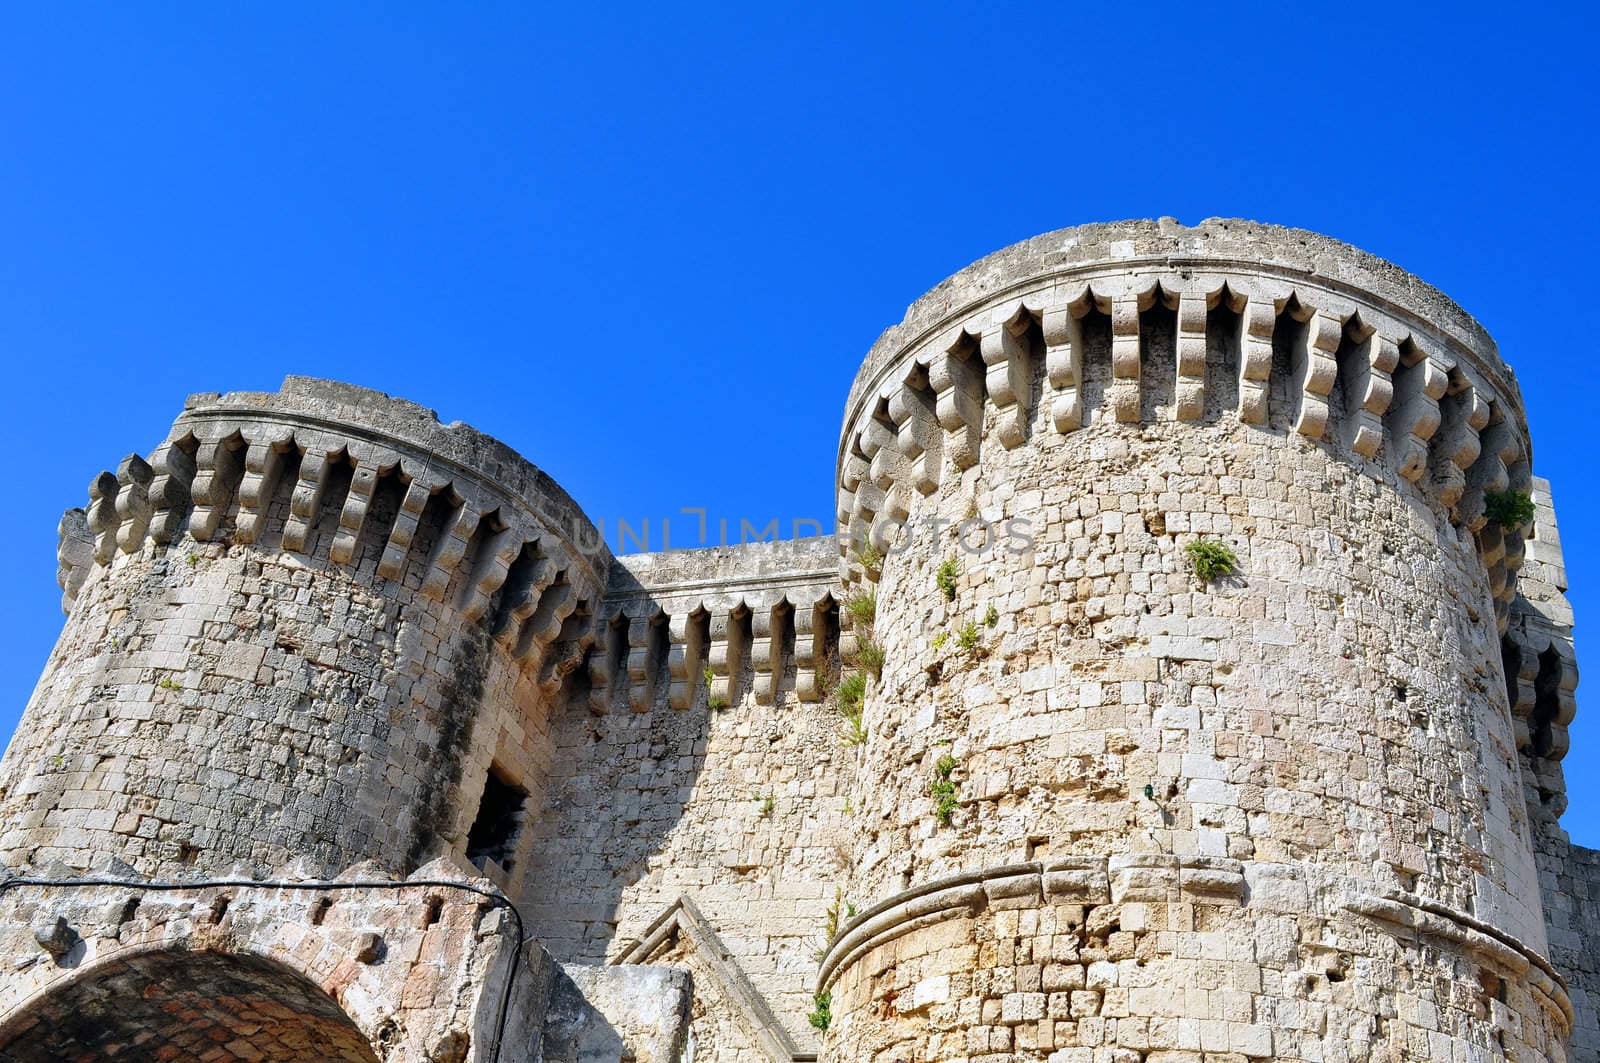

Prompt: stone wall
xmin=1546 ymin=843 xmax=1600 ymax=1061
xmin=524 ymin=539 xmax=846 ymax=1061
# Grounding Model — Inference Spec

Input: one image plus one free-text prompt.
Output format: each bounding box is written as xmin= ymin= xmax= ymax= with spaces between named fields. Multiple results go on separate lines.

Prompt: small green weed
xmin=808 ymin=991 xmax=832 ymax=1031
xmin=984 ymin=604 xmax=998 ymax=627
xmin=844 ymin=591 xmax=877 ymax=626
xmin=835 ymin=672 xmax=866 ymax=715
xmin=824 ymin=889 xmax=843 ymax=940
xmin=956 ymin=622 xmax=980 ymax=654
xmin=854 ymin=638 xmax=885 ymax=678
xmin=930 ymin=754 xmax=959 ymax=825
xmin=936 ymin=558 xmax=960 ymax=601
xmin=1184 ymin=538 xmax=1238 ymax=584
xmin=704 ymin=664 xmax=728 ymax=710
xmin=1484 ymin=490 xmax=1536 ymax=530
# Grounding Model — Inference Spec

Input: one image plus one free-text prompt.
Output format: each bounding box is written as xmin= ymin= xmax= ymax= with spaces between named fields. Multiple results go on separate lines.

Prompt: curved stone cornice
xmin=1347 ymin=890 xmax=1572 ymax=1026
xmin=815 ymin=855 xmax=1246 ymax=993
xmin=815 ymin=857 xmax=1572 ymax=1033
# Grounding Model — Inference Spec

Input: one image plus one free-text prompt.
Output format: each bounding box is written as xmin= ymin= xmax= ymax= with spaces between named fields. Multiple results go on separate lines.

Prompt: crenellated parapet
xmin=1504 ymin=479 xmax=1579 ymax=785
xmin=836 ymin=218 xmax=1533 ymax=627
xmin=56 ymin=376 xmax=609 ymax=677
xmin=595 ymin=538 xmax=843 ymax=715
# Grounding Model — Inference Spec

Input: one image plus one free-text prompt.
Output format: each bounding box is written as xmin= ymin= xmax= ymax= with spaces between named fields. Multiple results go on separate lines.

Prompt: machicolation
xmin=0 ymin=218 xmax=1595 ymax=1063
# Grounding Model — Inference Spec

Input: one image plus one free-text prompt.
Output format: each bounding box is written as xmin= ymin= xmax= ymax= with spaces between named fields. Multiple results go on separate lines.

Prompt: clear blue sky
xmin=2 ymin=3 xmax=1597 ymax=841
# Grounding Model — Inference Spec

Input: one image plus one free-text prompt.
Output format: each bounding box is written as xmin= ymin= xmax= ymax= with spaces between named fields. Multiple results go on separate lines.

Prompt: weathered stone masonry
xmin=0 ymin=218 xmax=1594 ymax=1062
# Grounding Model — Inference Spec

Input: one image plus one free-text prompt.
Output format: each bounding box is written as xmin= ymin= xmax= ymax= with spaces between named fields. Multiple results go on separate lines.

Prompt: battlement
xmin=598 ymin=538 xmax=842 ymax=713
xmin=837 ymin=218 xmax=1532 ymax=628
xmin=57 ymin=376 xmax=612 ymax=686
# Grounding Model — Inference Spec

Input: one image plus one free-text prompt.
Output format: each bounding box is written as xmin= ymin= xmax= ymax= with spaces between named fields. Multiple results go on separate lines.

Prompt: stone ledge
xmin=1347 ymin=890 xmax=1572 ymax=1026
xmin=817 ymin=856 xmax=1248 ymax=993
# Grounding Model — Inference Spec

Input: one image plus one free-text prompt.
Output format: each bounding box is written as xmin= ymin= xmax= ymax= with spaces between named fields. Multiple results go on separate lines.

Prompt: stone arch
xmin=0 ymin=946 xmax=381 ymax=1062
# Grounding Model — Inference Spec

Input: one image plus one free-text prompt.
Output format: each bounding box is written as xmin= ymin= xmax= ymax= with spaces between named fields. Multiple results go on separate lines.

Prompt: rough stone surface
xmin=544 ymin=965 xmax=691 ymax=1063
xmin=0 ymin=218 xmax=1590 ymax=1062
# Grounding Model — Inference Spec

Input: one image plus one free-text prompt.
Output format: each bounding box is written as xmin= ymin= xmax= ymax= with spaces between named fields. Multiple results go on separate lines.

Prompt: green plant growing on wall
xmin=808 ymin=991 xmax=832 ymax=1031
xmin=956 ymin=621 xmax=981 ymax=655
xmin=818 ymin=889 xmax=858 ymax=961
xmin=833 ymin=669 xmax=869 ymax=747
xmin=824 ymin=888 xmax=844 ymax=941
xmin=854 ymin=541 xmax=884 ymax=572
xmin=853 ymin=638 xmax=885 ymax=678
xmin=984 ymin=604 xmax=998 ymax=627
xmin=156 ymin=676 xmax=179 ymax=691
xmin=704 ymin=664 xmax=728 ymax=710
xmin=936 ymin=557 xmax=960 ymax=601
xmin=1184 ymin=538 xmax=1238 ymax=584
xmin=932 ymin=630 xmax=949 ymax=651
xmin=929 ymin=753 xmax=959 ymax=825
xmin=1484 ymin=489 xmax=1536 ymax=530
xmin=835 ymin=672 xmax=866 ymax=716
xmin=759 ymin=795 xmax=774 ymax=818
xmin=844 ymin=591 xmax=877 ymax=626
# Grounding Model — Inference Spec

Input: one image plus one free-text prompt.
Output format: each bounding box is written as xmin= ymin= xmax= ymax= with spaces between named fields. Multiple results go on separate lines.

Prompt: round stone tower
xmin=0 ymin=377 xmax=607 ymax=884
xmin=818 ymin=220 xmax=1569 ymax=1061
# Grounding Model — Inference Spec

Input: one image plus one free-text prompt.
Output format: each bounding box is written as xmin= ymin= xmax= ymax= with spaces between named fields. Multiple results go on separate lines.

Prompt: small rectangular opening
xmin=465 ymin=765 xmax=528 ymax=875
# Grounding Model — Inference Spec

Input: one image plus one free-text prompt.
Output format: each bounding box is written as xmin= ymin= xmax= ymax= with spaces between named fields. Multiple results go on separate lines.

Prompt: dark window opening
xmin=466 ymin=767 xmax=527 ymax=875
xmin=422 ymin=897 xmax=444 ymax=928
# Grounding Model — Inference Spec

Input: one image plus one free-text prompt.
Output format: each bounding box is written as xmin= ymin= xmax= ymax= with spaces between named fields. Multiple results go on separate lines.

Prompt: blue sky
xmin=2 ymin=3 xmax=1597 ymax=841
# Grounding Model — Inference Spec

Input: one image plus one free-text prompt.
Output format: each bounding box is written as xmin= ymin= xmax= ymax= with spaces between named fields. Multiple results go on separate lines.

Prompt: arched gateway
xmin=0 ymin=948 xmax=381 ymax=1063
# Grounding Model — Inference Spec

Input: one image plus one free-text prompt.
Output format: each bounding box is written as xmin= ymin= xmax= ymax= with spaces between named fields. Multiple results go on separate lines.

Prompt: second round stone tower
xmin=819 ymin=220 xmax=1569 ymax=1060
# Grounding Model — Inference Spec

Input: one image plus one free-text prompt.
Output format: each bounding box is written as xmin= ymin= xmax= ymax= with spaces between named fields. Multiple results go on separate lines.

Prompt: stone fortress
xmin=0 ymin=218 xmax=1595 ymax=1063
